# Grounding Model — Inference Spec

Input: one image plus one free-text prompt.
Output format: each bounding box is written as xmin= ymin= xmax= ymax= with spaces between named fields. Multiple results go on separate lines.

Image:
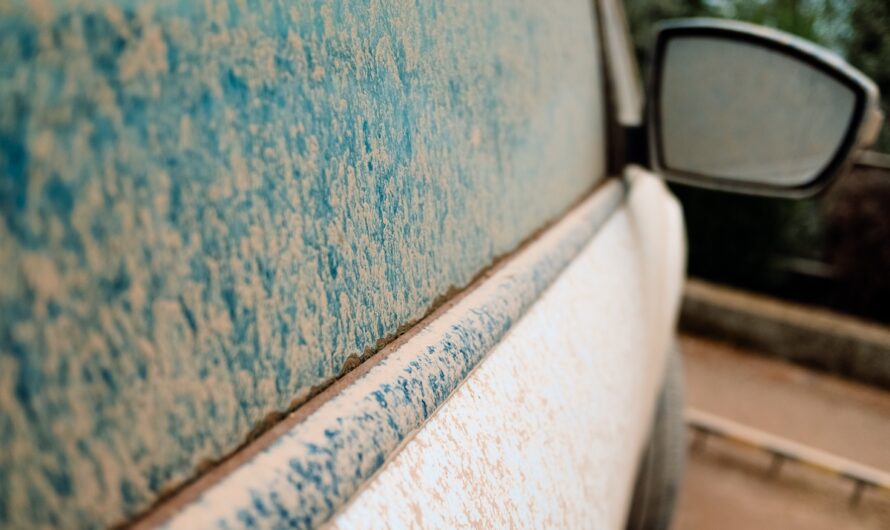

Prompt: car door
xmin=0 ymin=0 xmax=683 ymax=528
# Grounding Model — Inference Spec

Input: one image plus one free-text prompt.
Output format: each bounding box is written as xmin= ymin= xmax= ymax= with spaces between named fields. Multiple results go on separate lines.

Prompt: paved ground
xmin=674 ymin=334 xmax=890 ymax=529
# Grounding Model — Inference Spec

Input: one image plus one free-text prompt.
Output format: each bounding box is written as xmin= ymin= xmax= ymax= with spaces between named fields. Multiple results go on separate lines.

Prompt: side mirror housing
xmin=648 ymin=19 xmax=883 ymax=197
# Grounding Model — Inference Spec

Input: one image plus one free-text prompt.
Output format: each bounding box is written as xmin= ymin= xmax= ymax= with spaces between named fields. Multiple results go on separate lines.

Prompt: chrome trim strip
xmin=598 ymin=0 xmax=644 ymax=126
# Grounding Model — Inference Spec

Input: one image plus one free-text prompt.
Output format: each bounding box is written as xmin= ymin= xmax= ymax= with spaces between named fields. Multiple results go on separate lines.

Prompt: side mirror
xmin=648 ymin=19 xmax=883 ymax=197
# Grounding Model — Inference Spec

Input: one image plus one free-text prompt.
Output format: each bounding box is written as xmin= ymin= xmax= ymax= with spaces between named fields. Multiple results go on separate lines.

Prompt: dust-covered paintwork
xmin=326 ymin=169 xmax=684 ymax=530
xmin=152 ymin=171 xmax=685 ymax=530
xmin=148 ymin=181 xmax=625 ymax=530
xmin=329 ymin=208 xmax=658 ymax=530
xmin=0 ymin=0 xmax=604 ymax=527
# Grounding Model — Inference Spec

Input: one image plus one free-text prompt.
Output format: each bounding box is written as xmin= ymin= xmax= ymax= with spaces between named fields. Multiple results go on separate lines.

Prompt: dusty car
xmin=0 ymin=0 xmax=881 ymax=528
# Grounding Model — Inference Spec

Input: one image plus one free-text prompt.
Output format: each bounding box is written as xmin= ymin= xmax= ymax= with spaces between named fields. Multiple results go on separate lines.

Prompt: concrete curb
xmin=679 ymin=279 xmax=890 ymax=389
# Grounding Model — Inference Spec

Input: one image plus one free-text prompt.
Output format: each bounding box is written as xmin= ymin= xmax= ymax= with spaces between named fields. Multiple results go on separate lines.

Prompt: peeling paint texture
xmin=0 ymin=1 xmax=604 ymax=528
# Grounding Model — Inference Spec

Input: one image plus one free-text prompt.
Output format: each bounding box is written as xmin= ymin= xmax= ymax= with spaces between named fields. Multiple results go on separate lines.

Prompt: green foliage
xmin=706 ymin=0 xmax=845 ymax=47
xmin=624 ymin=0 xmax=713 ymax=74
xmin=845 ymin=0 xmax=890 ymax=151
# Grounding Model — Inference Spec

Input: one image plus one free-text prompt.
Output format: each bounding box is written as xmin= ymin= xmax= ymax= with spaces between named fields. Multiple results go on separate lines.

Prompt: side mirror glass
xmin=649 ymin=19 xmax=882 ymax=196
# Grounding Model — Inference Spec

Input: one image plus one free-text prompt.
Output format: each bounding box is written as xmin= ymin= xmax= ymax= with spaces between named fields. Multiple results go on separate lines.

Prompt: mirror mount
xmin=647 ymin=19 xmax=882 ymax=197
xmin=624 ymin=123 xmax=650 ymax=168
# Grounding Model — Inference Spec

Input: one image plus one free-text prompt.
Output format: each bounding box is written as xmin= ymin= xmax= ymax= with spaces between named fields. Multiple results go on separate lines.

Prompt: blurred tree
xmin=624 ymin=0 xmax=713 ymax=75
xmin=845 ymin=0 xmax=890 ymax=152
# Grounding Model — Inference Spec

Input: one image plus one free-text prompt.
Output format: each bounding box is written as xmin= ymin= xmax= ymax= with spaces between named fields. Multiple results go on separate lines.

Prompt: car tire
xmin=625 ymin=345 xmax=686 ymax=530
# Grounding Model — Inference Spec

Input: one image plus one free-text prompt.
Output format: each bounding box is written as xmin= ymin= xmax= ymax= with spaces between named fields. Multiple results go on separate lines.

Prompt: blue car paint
xmin=158 ymin=184 xmax=624 ymax=530
xmin=0 ymin=1 xmax=603 ymax=527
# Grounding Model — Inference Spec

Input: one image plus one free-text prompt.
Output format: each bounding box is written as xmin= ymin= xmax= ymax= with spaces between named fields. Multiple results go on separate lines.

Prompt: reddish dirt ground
xmin=674 ymin=334 xmax=890 ymax=529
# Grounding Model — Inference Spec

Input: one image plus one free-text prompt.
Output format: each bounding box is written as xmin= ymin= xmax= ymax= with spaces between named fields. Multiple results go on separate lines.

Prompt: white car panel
xmin=327 ymin=169 xmax=684 ymax=529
